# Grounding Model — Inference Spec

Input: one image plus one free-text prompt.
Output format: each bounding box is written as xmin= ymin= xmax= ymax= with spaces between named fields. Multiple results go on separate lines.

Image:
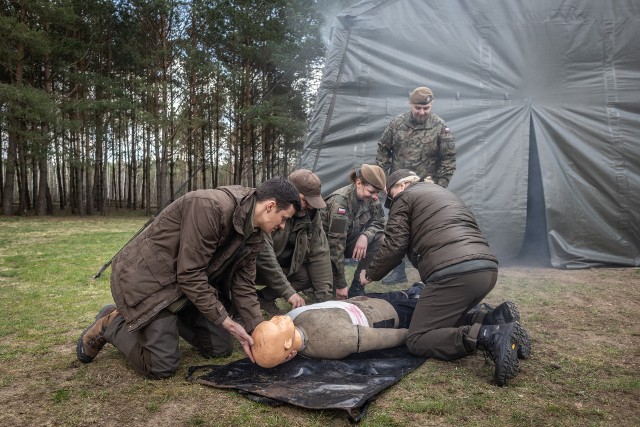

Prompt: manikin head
xmin=251 ymin=315 xmax=303 ymax=368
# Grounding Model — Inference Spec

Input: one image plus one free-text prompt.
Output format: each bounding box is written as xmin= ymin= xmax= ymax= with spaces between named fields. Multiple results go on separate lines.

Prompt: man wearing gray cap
xmin=255 ymin=169 xmax=334 ymax=315
xmin=376 ymin=86 xmax=457 ymax=284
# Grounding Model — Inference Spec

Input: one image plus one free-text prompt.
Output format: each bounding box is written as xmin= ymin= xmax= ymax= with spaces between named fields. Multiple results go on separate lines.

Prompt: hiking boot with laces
xmin=76 ymin=305 xmax=119 ymax=363
xmin=476 ymin=322 xmax=520 ymax=386
xmin=483 ymin=301 xmax=531 ymax=359
xmin=483 ymin=301 xmax=520 ymax=324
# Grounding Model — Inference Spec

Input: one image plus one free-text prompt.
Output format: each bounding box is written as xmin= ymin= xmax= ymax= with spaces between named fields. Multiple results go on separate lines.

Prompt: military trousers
xmin=406 ymin=269 xmax=497 ymax=360
xmin=104 ymin=303 xmax=232 ymax=379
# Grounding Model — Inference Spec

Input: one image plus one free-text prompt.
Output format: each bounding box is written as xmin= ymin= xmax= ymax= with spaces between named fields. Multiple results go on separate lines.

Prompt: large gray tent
xmin=300 ymin=0 xmax=640 ymax=268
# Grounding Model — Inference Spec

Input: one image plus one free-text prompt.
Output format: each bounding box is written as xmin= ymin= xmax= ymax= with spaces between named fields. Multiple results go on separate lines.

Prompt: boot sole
xmin=498 ymin=302 xmax=531 ymax=359
xmin=493 ymin=323 xmax=520 ymax=387
xmin=499 ymin=301 xmax=520 ymax=323
xmin=514 ymin=322 xmax=532 ymax=359
xmin=76 ymin=305 xmax=117 ymax=364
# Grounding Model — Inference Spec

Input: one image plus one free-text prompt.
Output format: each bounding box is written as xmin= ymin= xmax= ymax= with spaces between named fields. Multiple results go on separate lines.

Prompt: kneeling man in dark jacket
xmin=360 ymin=170 xmax=531 ymax=386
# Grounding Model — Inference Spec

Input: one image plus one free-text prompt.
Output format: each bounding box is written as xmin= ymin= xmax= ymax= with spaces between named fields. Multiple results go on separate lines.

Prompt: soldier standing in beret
xmin=376 ymin=86 xmax=457 ymax=285
xmin=321 ymin=164 xmax=387 ymax=299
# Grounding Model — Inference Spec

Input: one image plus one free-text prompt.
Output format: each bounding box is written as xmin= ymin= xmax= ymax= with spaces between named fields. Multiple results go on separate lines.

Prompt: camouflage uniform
xmin=321 ymin=184 xmax=385 ymax=290
xmin=377 ymin=111 xmax=456 ymax=187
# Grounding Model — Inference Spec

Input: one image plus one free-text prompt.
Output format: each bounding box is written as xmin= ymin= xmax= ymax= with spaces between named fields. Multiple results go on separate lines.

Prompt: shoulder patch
xmin=337 ymin=207 xmax=346 ymax=215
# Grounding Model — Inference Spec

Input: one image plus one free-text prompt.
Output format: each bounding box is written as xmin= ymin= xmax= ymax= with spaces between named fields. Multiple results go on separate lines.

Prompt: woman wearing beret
xmin=321 ymin=164 xmax=387 ymax=299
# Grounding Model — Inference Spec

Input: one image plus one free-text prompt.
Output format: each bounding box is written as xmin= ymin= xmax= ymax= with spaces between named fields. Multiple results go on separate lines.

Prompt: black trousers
xmin=365 ymin=291 xmax=418 ymax=328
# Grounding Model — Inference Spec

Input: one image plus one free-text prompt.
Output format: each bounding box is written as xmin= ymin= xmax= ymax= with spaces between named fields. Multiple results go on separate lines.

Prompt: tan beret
xmin=409 ymin=87 xmax=433 ymax=105
xmin=360 ymin=164 xmax=386 ymax=192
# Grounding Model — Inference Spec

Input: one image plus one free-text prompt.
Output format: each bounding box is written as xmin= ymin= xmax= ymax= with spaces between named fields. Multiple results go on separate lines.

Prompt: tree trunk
xmin=2 ymin=5 xmax=26 ymax=216
xmin=0 ymin=124 xmax=4 ymax=208
xmin=94 ymin=112 xmax=105 ymax=214
xmin=3 ymin=126 xmax=18 ymax=215
xmin=54 ymin=134 xmax=64 ymax=211
xmin=145 ymin=122 xmax=152 ymax=216
xmin=131 ymin=108 xmax=138 ymax=210
xmin=85 ymin=116 xmax=94 ymax=215
xmin=117 ymin=123 xmax=123 ymax=208
xmin=17 ymin=135 xmax=29 ymax=215
xmin=126 ymin=118 xmax=133 ymax=209
xmin=36 ymin=41 xmax=53 ymax=216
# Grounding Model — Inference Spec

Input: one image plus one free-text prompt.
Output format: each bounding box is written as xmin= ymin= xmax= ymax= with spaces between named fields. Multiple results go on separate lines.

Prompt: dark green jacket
xmin=367 ymin=181 xmax=497 ymax=282
xmin=256 ymin=209 xmax=333 ymax=301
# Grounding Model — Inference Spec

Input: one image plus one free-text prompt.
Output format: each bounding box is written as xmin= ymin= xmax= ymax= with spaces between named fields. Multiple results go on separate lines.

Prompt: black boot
xmin=382 ymin=261 xmax=408 ymax=285
xmin=348 ymin=279 xmax=365 ymax=298
xmin=483 ymin=301 xmax=520 ymax=324
xmin=511 ymin=323 xmax=532 ymax=359
xmin=459 ymin=302 xmax=494 ymax=325
xmin=483 ymin=302 xmax=531 ymax=360
xmin=476 ymin=323 xmax=520 ymax=387
xmin=462 ymin=301 xmax=531 ymax=359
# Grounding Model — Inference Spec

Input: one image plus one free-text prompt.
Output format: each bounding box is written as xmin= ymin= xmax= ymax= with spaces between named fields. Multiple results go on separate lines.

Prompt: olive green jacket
xmin=256 ymin=209 xmax=333 ymax=301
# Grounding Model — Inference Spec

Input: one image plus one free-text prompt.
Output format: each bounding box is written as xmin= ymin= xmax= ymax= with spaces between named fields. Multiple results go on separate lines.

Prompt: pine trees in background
xmin=0 ymin=0 xmax=337 ymax=215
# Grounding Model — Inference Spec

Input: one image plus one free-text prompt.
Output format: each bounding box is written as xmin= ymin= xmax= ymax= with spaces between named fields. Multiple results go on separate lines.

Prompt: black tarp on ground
xmin=188 ymin=346 xmax=427 ymax=422
xmin=300 ymin=0 xmax=640 ymax=268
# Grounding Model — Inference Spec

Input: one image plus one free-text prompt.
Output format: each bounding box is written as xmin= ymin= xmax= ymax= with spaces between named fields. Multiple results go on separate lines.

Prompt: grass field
xmin=0 ymin=215 xmax=638 ymax=426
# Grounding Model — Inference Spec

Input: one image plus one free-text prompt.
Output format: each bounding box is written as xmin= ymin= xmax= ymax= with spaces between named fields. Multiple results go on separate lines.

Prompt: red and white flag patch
xmin=337 ymin=207 xmax=347 ymax=215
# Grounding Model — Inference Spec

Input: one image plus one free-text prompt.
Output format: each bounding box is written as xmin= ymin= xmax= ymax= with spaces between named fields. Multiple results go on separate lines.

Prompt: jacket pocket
xmin=118 ymin=243 xmax=176 ymax=307
xmin=328 ymin=214 xmax=348 ymax=236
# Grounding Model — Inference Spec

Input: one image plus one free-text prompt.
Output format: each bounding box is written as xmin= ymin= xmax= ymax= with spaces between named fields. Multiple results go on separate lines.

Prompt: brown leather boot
xmin=76 ymin=305 xmax=119 ymax=363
